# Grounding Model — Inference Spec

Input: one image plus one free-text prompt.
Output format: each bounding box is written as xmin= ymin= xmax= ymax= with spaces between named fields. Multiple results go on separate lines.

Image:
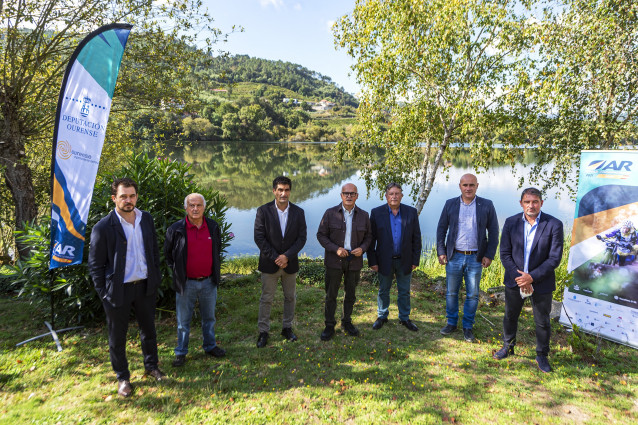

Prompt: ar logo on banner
xmin=587 ymin=160 xmax=633 ymax=172
xmin=53 ymin=243 xmax=75 ymax=257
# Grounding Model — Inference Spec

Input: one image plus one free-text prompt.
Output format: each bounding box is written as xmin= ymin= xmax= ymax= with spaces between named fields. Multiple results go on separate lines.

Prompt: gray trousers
xmin=258 ymin=268 xmax=297 ymax=333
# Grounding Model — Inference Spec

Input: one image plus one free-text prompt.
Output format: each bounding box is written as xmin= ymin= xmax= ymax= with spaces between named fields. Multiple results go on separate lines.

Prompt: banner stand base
xmin=15 ymin=321 xmax=84 ymax=352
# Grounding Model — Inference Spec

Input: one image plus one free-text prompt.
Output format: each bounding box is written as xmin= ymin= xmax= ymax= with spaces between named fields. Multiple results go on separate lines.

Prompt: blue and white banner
xmin=561 ymin=150 xmax=638 ymax=349
xmin=49 ymin=23 xmax=132 ymax=269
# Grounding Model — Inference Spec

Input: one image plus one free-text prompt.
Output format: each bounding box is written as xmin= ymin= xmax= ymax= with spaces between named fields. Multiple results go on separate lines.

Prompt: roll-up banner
xmin=561 ymin=150 xmax=638 ymax=349
xmin=49 ymin=23 xmax=133 ymax=269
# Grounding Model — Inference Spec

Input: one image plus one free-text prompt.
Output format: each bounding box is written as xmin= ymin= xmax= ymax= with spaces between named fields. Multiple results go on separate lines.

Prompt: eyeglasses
xmin=341 ymin=192 xmax=357 ymax=197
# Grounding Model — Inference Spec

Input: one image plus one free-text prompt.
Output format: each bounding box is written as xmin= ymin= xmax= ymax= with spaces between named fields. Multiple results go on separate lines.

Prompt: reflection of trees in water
xmin=169 ymin=142 xmax=358 ymax=210
xmin=445 ymin=148 xmax=536 ymax=168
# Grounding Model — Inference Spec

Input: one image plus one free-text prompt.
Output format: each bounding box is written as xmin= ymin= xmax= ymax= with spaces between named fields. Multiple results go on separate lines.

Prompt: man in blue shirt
xmin=493 ymin=188 xmax=564 ymax=373
xmin=367 ymin=183 xmax=422 ymax=331
xmin=436 ymin=173 xmax=499 ymax=342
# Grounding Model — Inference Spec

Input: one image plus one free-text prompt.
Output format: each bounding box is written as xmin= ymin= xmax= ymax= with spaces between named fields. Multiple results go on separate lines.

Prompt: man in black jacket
xmin=316 ymin=183 xmax=372 ymax=340
xmin=254 ymin=176 xmax=307 ymax=348
xmin=89 ymin=178 xmax=164 ymax=398
xmin=165 ymin=193 xmax=225 ymax=367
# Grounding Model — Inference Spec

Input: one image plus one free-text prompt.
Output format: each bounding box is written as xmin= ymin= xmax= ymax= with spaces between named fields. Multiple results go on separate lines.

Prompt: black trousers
xmin=324 ymin=261 xmax=360 ymax=327
xmin=503 ymin=285 xmax=553 ymax=356
xmin=102 ymin=280 xmax=158 ymax=381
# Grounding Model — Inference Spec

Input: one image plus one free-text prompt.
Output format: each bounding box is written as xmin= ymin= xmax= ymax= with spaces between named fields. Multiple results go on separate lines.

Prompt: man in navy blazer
xmin=367 ymin=183 xmax=422 ymax=331
xmin=493 ymin=187 xmax=564 ymax=373
xmin=89 ymin=178 xmax=164 ymax=398
xmin=254 ymin=176 xmax=307 ymax=348
xmin=436 ymin=173 xmax=499 ymax=342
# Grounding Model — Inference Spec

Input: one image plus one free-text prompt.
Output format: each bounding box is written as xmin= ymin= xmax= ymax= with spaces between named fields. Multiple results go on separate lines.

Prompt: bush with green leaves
xmin=6 ymin=153 xmax=233 ymax=325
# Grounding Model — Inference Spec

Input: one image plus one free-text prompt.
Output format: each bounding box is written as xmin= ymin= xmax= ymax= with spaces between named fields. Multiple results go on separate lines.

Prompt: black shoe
xmin=172 ymin=355 xmax=186 ymax=367
xmin=342 ymin=321 xmax=360 ymax=336
xmin=146 ymin=368 xmax=166 ymax=381
xmin=206 ymin=346 xmax=226 ymax=358
xmin=399 ymin=319 xmax=418 ymax=331
xmin=536 ymin=355 xmax=552 ymax=373
xmin=117 ymin=380 xmax=133 ymax=397
xmin=463 ymin=328 xmax=475 ymax=342
xmin=256 ymin=332 xmax=269 ymax=348
xmin=320 ymin=326 xmax=335 ymax=341
xmin=372 ymin=317 xmax=388 ymax=330
xmin=281 ymin=327 xmax=298 ymax=342
xmin=440 ymin=324 xmax=457 ymax=335
xmin=493 ymin=346 xmax=514 ymax=360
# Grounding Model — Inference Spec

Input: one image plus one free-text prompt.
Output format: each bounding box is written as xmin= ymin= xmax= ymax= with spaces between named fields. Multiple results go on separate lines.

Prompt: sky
xmin=201 ymin=0 xmax=360 ymax=95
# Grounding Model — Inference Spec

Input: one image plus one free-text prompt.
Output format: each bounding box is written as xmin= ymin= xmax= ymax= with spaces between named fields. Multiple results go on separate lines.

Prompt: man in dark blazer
xmin=493 ymin=187 xmax=564 ymax=373
xmin=89 ymin=178 xmax=164 ymax=398
xmin=367 ymin=182 xmax=422 ymax=331
xmin=436 ymin=173 xmax=499 ymax=342
xmin=317 ymin=182 xmax=372 ymax=340
xmin=254 ymin=176 xmax=307 ymax=348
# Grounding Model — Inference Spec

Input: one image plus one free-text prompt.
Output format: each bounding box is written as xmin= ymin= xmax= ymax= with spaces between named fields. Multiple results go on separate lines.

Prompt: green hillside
xmin=199 ymin=54 xmax=358 ymax=107
xmin=131 ymin=55 xmax=360 ymax=143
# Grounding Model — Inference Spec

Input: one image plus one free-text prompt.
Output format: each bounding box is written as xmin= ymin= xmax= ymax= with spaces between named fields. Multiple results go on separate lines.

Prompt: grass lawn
xmin=0 ymin=271 xmax=636 ymax=424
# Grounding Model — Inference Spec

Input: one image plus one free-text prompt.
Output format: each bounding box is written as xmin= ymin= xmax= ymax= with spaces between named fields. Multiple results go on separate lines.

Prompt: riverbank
xmin=222 ymin=237 xmax=572 ymax=301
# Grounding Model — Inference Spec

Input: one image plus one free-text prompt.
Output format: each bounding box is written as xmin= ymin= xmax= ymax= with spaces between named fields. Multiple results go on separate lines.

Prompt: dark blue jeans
xmin=175 ymin=277 xmax=218 ymax=356
xmin=377 ymin=258 xmax=412 ymax=321
xmin=445 ymin=252 xmax=482 ymax=329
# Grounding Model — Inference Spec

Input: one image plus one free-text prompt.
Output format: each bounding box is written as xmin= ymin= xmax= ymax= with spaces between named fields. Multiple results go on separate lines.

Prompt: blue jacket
xmin=500 ymin=212 xmax=564 ymax=294
xmin=436 ymin=195 xmax=499 ymax=261
xmin=367 ymin=203 xmax=422 ymax=276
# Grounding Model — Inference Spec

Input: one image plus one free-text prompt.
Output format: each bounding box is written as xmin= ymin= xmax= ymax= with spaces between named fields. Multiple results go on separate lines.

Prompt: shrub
xmin=6 ymin=153 xmax=233 ymax=325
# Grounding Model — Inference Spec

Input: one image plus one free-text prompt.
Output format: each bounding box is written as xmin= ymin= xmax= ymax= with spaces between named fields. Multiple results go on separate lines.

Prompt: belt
xmin=392 ymin=255 xmax=401 ymax=259
xmin=454 ymin=249 xmax=477 ymax=255
xmin=126 ymin=279 xmax=147 ymax=285
xmin=188 ymin=275 xmax=211 ymax=282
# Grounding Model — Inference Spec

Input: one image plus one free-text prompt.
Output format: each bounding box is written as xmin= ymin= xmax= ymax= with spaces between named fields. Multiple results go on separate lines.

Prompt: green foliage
xmin=334 ymin=0 xmax=534 ymax=213
xmin=505 ymin=0 xmax=638 ymax=195
xmin=0 ymin=0 xmax=228 ymax=259
xmin=202 ymin=55 xmax=358 ymax=107
xmin=297 ymin=258 xmax=326 ymax=287
xmin=6 ymin=154 xmax=233 ymax=325
xmin=221 ymin=256 xmax=259 ymax=275
xmin=567 ymin=324 xmax=599 ymax=358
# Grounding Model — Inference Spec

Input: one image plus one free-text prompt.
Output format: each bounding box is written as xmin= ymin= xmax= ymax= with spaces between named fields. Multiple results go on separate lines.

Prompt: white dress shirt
xmin=115 ymin=208 xmax=148 ymax=283
xmin=276 ymin=202 xmax=290 ymax=237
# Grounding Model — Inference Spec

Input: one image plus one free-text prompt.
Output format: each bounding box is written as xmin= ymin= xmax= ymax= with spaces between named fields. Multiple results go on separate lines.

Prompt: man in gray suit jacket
xmin=436 ymin=174 xmax=499 ymax=342
xmin=254 ymin=176 xmax=307 ymax=348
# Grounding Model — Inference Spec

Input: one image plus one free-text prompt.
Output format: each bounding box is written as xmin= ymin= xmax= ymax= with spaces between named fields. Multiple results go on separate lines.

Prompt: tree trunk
xmin=414 ymin=129 xmax=451 ymax=215
xmin=1 ymin=123 xmax=39 ymax=260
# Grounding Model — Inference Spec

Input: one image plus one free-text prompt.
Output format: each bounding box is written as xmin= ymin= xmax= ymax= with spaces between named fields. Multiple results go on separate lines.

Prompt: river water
xmin=168 ymin=141 xmax=575 ymax=257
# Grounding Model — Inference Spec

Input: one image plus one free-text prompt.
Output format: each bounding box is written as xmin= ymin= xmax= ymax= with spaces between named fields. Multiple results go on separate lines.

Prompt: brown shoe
xmin=146 ymin=368 xmax=166 ymax=381
xmin=117 ymin=380 xmax=133 ymax=397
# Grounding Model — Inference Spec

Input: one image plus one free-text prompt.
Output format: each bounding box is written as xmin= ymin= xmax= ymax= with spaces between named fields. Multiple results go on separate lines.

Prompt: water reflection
xmin=168 ymin=141 xmax=576 ymax=257
xmin=171 ymin=142 xmax=357 ymax=210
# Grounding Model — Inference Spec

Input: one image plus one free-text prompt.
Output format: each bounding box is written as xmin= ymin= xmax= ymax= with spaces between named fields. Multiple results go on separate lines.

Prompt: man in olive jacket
xmin=317 ymin=183 xmax=372 ymax=341
xmin=165 ymin=193 xmax=224 ymax=367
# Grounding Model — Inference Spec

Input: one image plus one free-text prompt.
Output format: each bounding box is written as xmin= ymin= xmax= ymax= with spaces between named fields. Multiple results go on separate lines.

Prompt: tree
xmin=333 ymin=0 xmax=533 ymax=214
xmin=0 ymin=0 xmax=223 ymax=258
xmin=506 ymin=0 xmax=638 ymax=194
